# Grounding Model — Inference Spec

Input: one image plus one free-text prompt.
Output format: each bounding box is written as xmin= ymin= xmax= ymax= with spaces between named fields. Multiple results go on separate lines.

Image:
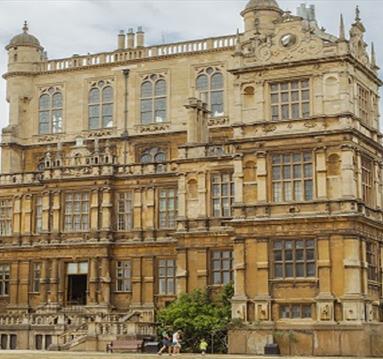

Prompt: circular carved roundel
xmin=280 ymin=33 xmax=297 ymax=48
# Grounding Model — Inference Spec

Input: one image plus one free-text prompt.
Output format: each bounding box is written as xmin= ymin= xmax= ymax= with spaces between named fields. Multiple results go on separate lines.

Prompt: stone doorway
xmin=66 ymin=262 xmax=88 ymax=306
xmin=67 ymin=274 xmax=87 ymax=305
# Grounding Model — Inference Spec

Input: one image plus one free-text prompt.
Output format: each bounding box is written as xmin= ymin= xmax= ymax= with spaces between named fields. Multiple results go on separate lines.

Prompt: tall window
xmin=196 ymin=67 xmax=224 ymax=117
xmin=140 ymin=74 xmax=167 ymax=124
xmin=158 ymin=259 xmax=176 ymax=295
xmin=366 ymin=241 xmax=379 ymax=282
xmin=116 ymin=192 xmax=133 ymax=231
xmin=270 ymin=79 xmax=310 ymax=121
xmin=0 ymin=199 xmax=12 ymax=236
xmin=88 ymin=80 xmax=113 ymax=129
xmin=35 ymin=196 xmax=43 ymax=233
xmin=272 ymin=152 xmax=313 ymax=202
xmin=280 ymin=304 xmax=312 ymax=319
xmin=211 ymin=250 xmax=233 ymax=285
xmin=64 ymin=193 xmax=89 ymax=232
xmin=39 ymin=87 xmax=63 ymax=134
xmin=31 ymin=263 xmax=41 ymax=293
xmin=357 ymin=84 xmax=370 ymax=125
xmin=0 ymin=264 xmax=10 ymax=296
xmin=211 ymin=173 xmax=234 ymax=217
xmin=273 ymin=239 xmax=316 ymax=279
xmin=116 ymin=261 xmax=131 ymax=292
xmin=158 ymin=188 xmax=177 ymax=229
xmin=361 ymin=156 xmax=374 ymax=207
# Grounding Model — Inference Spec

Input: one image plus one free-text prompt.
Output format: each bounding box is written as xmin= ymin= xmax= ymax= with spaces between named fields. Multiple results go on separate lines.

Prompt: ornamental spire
xmin=371 ymin=42 xmax=377 ymax=68
xmin=339 ymin=14 xmax=345 ymax=41
xmin=22 ymin=20 xmax=28 ymax=33
xmin=355 ymin=5 xmax=361 ymax=23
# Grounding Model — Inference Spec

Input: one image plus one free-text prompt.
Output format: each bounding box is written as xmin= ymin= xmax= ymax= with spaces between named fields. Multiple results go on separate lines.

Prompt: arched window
xmin=140 ymin=74 xmax=167 ymax=124
xmin=196 ymin=67 xmax=224 ymax=117
xmin=139 ymin=147 xmax=167 ymax=164
xmin=88 ymin=80 xmax=113 ymax=129
xmin=38 ymin=87 xmax=63 ymax=134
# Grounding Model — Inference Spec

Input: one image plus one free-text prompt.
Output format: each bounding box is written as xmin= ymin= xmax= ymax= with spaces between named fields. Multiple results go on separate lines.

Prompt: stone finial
xmin=371 ymin=42 xmax=378 ymax=68
xmin=339 ymin=14 xmax=345 ymax=41
xmin=355 ymin=5 xmax=361 ymax=22
xmin=234 ymin=29 xmax=242 ymax=55
xmin=22 ymin=20 xmax=28 ymax=33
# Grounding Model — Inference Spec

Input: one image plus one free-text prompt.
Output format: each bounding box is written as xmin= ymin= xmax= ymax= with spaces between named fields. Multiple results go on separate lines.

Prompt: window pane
xmin=211 ymin=73 xmax=223 ymax=90
xmin=39 ymin=94 xmax=50 ymax=110
xmin=102 ymin=86 xmax=113 ymax=103
xmin=52 ymin=93 xmax=62 ymax=108
xmin=141 ymin=81 xmax=152 ymax=97
xmin=196 ymin=74 xmax=208 ymax=91
xmin=155 ymin=80 xmax=166 ymax=96
xmin=89 ymin=88 xmax=100 ymax=104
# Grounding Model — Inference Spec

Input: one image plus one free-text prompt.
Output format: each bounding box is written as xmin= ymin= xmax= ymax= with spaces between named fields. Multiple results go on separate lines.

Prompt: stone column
xmin=176 ymin=249 xmax=188 ymax=295
xmin=21 ymin=194 xmax=32 ymax=237
xmin=374 ymin=161 xmax=381 ymax=209
xmin=51 ymin=190 xmax=61 ymax=234
xmin=253 ymin=238 xmax=271 ymax=322
xmin=57 ymin=260 xmax=65 ymax=305
xmin=12 ymin=195 xmax=21 ymax=245
xmin=99 ymin=257 xmax=111 ymax=306
xmin=133 ymin=188 xmax=142 ymax=240
xmin=233 ymin=154 xmax=244 ymax=204
xmin=42 ymin=191 xmax=50 ymax=233
xmin=144 ymin=187 xmax=155 ymax=239
xmin=48 ymin=258 xmax=59 ymax=305
xmin=255 ymin=151 xmax=267 ymax=203
xmin=90 ymin=188 xmax=99 ymax=232
xmin=316 ymin=235 xmax=335 ymax=322
xmin=342 ymin=236 xmax=365 ymax=322
xmin=340 ymin=145 xmax=357 ymax=199
xmin=232 ymin=237 xmax=247 ymax=321
xmin=131 ymin=257 xmax=142 ymax=307
xmin=88 ymin=257 xmax=98 ymax=305
xmin=100 ymin=187 xmax=112 ymax=234
xmin=355 ymin=150 xmax=363 ymax=200
xmin=197 ymin=172 xmax=207 ymax=218
xmin=315 ymin=147 xmax=327 ymax=199
xmin=40 ymin=259 xmax=49 ymax=305
xmin=142 ymin=257 xmax=155 ymax=307
xmin=17 ymin=261 xmax=29 ymax=308
xmin=8 ymin=262 xmax=19 ymax=307
xmin=177 ymin=173 xmax=186 ymax=224
xmin=196 ymin=249 xmax=208 ymax=289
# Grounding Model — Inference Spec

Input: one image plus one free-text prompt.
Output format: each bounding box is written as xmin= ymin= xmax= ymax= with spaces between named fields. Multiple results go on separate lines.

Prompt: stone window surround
xmin=210 ymin=249 xmax=233 ymax=286
xmin=115 ymin=260 xmax=132 ymax=293
xmin=88 ymin=79 xmax=114 ymax=130
xmin=37 ymin=85 xmax=64 ymax=135
xmin=63 ymin=192 xmax=90 ymax=233
xmin=157 ymin=258 xmax=176 ymax=296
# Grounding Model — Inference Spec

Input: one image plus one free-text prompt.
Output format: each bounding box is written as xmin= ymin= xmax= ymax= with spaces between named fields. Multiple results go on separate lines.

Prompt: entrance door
xmin=67 ymin=275 xmax=87 ymax=305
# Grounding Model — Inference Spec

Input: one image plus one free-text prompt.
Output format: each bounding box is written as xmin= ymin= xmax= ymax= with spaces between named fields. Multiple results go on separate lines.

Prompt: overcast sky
xmin=0 ymin=0 xmax=381 ymax=130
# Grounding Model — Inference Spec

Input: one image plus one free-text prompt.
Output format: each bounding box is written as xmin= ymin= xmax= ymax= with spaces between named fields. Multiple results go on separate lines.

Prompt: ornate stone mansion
xmin=0 ymin=0 xmax=382 ymax=355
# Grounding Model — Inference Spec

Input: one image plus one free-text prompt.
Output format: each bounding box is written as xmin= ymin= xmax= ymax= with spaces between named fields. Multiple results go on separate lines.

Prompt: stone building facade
xmin=0 ymin=0 xmax=382 ymax=355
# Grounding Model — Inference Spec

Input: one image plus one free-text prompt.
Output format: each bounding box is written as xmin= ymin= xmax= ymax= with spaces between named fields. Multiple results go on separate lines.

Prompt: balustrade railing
xmin=42 ymin=34 xmax=236 ymax=73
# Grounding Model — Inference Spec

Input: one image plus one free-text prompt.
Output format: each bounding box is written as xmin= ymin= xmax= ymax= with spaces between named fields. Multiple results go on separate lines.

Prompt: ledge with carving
xmin=134 ymin=122 xmax=171 ymax=134
xmin=231 ymin=113 xmax=383 ymax=146
xmin=207 ymin=116 xmax=230 ymax=127
xmin=177 ymin=143 xmax=235 ymax=160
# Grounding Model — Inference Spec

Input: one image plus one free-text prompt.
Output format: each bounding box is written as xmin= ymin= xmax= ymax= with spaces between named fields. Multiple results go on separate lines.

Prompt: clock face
xmin=280 ymin=33 xmax=297 ymax=48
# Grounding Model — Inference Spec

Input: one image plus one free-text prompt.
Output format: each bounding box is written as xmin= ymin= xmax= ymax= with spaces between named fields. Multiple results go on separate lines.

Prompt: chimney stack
xmin=136 ymin=26 xmax=145 ymax=47
xmin=117 ymin=30 xmax=126 ymax=50
xmin=127 ymin=28 xmax=135 ymax=48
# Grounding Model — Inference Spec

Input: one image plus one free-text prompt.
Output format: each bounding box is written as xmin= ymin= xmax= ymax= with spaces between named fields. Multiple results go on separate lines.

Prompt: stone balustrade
xmin=42 ymin=34 xmax=236 ymax=73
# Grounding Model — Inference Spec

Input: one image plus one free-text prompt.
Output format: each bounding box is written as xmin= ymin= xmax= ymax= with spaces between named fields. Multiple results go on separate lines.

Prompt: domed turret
xmin=6 ymin=21 xmax=42 ymax=51
xmin=241 ymin=0 xmax=283 ymax=37
xmin=5 ymin=21 xmax=44 ymax=73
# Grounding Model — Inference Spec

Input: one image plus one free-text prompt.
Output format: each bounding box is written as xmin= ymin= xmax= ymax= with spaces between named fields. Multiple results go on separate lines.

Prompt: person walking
xmin=172 ymin=330 xmax=182 ymax=355
xmin=199 ymin=338 xmax=208 ymax=356
xmin=158 ymin=331 xmax=171 ymax=355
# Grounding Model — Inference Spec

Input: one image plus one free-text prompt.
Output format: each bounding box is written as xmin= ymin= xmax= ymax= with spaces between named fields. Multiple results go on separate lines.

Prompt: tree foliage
xmin=156 ymin=284 xmax=233 ymax=353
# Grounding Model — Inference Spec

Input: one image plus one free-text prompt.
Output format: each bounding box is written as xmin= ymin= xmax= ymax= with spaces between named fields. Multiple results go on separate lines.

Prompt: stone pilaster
xmin=17 ymin=261 xmax=29 ymax=308
xmin=340 ymin=145 xmax=357 ymax=199
xmin=315 ymin=147 xmax=327 ymax=199
xmin=21 ymin=194 xmax=32 ymax=237
xmin=374 ymin=161 xmax=381 ymax=209
xmin=42 ymin=191 xmax=50 ymax=233
xmin=255 ymin=151 xmax=267 ymax=203
xmin=142 ymin=256 xmax=154 ymax=307
xmin=88 ymin=257 xmax=98 ymax=305
xmin=233 ymin=154 xmax=244 ymax=205
xmin=316 ymin=235 xmax=335 ymax=322
xmin=48 ymin=258 xmax=59 ymax=305
xmin=177 ymin=173 xmax=186 ymax=226
xmin=40 ymin=259 xmax=49 ymax=305
xmin=100 ymin=187 xmax=112 ymax=233
xmin=197 ymin=172 xmax=207 ymax=218
xmin=90 ymin=188 xmax=99 ymax=232
xmin=232 ymin=237 xmax=247 ymax=321
xmin=99 ymin=257 xmax=111 ymax=306
xmin=133 ymin=188 xmax=142 ymax=240
xmin=8 ymin=262 xmax=19 ymax=306
xmin=51 ymin=190 xmax=61 ymax=234
xmin=12 ymin=195 xmax=21 ymax=245
xmin=176 ymin=249 xmax=188 ymax=295
xmin=131 ymin=257 xmax=142 ymax=307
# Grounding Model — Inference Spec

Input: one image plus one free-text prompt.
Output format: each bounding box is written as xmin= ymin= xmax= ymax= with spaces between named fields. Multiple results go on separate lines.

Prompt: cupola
xmin=6 ymin=21 xmax=42 ymax=51
xmin=241 ymin=0 xmax=283 ymax=36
